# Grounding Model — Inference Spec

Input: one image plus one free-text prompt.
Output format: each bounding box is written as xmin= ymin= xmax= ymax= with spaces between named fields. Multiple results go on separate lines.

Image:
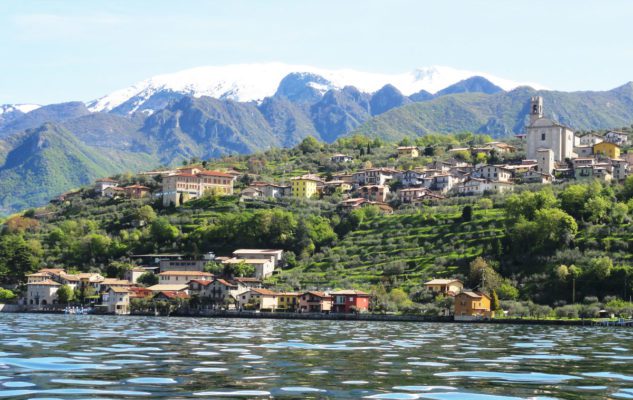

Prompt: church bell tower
xmin=529 ymin=96 xmax=543 ymax=124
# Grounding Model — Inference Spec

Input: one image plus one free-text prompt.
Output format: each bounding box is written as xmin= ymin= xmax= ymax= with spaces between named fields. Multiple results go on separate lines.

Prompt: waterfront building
xmin=26 ymin=280 xmax=61 ymax=306
xmin=454 ymin=291 xmax=491 ymax=318
xmin=299 ymin=291 xmax=333 ymax=313
xmin=330 ymin=290 xmax=370 ymax=313
xmin=104 ymin=287 xmax=130 ymax=315
xmin=238 ymin=288 xmax=279 ymax=310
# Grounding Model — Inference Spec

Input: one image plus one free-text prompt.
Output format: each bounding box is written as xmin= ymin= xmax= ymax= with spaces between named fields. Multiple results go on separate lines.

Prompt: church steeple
xmin=530 ymin=96 xmax=543 ymax=124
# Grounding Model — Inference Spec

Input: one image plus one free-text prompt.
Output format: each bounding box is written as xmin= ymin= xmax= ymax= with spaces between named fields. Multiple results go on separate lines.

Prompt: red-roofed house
xmin=154 ymin=291 xmax=191 ymax=301
xmin=330 ymin=290 xmax=371 ymax=313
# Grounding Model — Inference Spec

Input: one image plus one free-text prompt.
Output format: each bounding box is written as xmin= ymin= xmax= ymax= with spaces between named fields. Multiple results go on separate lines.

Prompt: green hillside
xmin=353 ymin=84 xmax=633 ymax=140
xmin=0 ymin=124 xmax=154 ymax=213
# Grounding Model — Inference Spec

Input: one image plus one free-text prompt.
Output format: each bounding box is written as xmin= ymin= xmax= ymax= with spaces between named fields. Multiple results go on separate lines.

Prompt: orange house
xmin=454 ymin=291 xmax=491 ymax=318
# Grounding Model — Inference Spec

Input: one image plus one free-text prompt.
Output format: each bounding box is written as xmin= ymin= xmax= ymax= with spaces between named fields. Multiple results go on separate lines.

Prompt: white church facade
xmin=525 ymin=96 xmax=575 ymax=163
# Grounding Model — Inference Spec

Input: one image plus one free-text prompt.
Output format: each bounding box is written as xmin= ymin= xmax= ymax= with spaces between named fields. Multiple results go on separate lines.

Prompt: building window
xmin=541 ymin=133 xmax=546 ymax=141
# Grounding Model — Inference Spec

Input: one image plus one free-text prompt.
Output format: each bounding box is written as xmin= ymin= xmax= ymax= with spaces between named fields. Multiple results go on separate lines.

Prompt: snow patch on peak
xmin=87 ymin=62 xmax=545 ymax=113
xmin=0 ymin=104 xmax=41 ymax=115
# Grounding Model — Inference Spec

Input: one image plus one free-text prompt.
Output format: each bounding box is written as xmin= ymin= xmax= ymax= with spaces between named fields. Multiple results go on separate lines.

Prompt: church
xmin=525 ymin=96 xmax=575 ymax=163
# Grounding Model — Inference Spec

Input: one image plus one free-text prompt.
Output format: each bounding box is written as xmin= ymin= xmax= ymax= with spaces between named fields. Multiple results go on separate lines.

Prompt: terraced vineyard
xmin=275 ymin=207 xmax=506 ymax=290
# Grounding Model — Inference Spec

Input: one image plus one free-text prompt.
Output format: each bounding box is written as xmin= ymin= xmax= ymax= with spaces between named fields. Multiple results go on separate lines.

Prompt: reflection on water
xmin=0 ymin=313 xmax=632 ymax=398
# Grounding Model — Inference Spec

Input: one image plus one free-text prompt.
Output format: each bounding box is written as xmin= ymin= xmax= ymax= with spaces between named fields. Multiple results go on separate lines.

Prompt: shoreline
xmin=1 ymin=308 xmax=611 ymax=326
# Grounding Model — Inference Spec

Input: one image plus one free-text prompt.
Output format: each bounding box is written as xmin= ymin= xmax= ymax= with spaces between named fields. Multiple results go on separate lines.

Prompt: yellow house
xmin=454 ymin=291 xmax=491 ymax=318
xmin=397 ymin=146 xmax=419 ymax=158
xmin=593 ymin=142 xmax=621 ymax=159
xmin=291 ymin=174 xmax=321 ymax=198
xmin=276 ymin=292 xmax=299 ymax=311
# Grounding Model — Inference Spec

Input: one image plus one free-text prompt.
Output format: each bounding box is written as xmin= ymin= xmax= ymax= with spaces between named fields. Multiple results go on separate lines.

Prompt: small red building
xmin=330 ymin=290 xmax=371 ymax=313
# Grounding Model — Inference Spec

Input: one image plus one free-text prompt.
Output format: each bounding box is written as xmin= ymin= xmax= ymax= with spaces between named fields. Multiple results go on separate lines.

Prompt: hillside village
xmin=5 ymin=96 xmax=633 ymax=319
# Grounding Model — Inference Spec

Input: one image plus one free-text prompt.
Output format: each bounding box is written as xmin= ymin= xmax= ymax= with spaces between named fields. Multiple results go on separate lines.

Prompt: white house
xmin=95 ymin=178 xmax=119 ymax=196
xmin=604 ymin=131 xmax=629 ymax=146
xmin=331 ymin=153 xmax=353 ymax=163
xmin=103 ymin=287 xmax=130 ymax=315
xmin=237 ymin=288 xmax=279 ymax=310
xmin=473 ymin=165 xmax=513 ymax=182
xmin=222 ymin=258 xmax=275 ymax=279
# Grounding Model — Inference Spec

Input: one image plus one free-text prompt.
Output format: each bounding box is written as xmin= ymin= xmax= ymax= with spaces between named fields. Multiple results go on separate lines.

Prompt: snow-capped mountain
xmin=87 ymin=63 xmax=544 ymax=113
xmin=0 ymin=104 xmax=41 ymax=115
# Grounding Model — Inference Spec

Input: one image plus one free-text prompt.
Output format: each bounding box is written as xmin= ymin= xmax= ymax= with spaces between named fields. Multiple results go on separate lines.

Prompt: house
xmin=485 ymin=142 xmax=517 ymax=154
xmin=353 ymin=168 xmax=397 ymax=186
xmin=240 ymin=187 xmax=263 ymax=199
xmin=249 ymin=182 xmax=290 ymax=198
xmin=26 ymin=280 xmax=61 ymax=307
xmin=399 ymin=170 xmax=426 ymax=187
xmin=290 ymin=174 xmax=322 ymax=198
xmin=158 ymin=271 xmax=213 ymax=285
xmin=103 ymin=186 xmax=126 ymax=198
xmin=103 ymin=287 xmax=130 ymax=315
xmin=147 ymin=284 xmax=190 ymax=293
xmin=473 ymin=165 xmax=513 ymax=182
xmin=193 ymin=278 xmax=245 ymax=308
xmin=578 ymin=133 xmax=604 ymax=146
xmin=238 ymin=288 xmax=279 ymax=311
xmin=604 ymin=130 xmax=629 ymax=146
xmin=299 ymin=291 xmax=332 ymax=313
xmin=397 ymin=187 xmax=428 ymax=204
xmin=232 ymin=249 xmax=284 ymax=268
xmin=232 ymin=277 xmax=263 ymax=289
xmin=397 ymin=146 xmax=419 ymax=158
xmin=161 ymin=167 xmax=235 ymax=206
xmin=520 ymin=170 xmax=553 ymax=184
xmin=98 ymin=278 xmax=132 ymax=293
xmin=454 ymin=291 xmax=491 ymax=318
xmin=593 ymin=142 xmax=621 ymax=159
xmin=159 ymin=258 xmax=208 ymax=272
xmin=525 ymin=96 xmax=575 ymax=162
xmin=429 ymin=174 xmax=460 ymax=193
xmin=26 ymin=272 xmax=53 ymax=284
xmin=573 ymin=145 xmax=593 ymax=158
xmin=339 ymin=197 xmax=368 ymax=211
xmin=123 ymin=184 xmax=151 ymax=199
xmin=358 ymin=185 xmax=390 ymax=202
xmin=95 ymin=178 xmax=118 ymax=196
xmin=276 ymin=292 xmax=300 ymax=312
xmin=221 ymin=258 xmax=275 ymax=279
xmin=611 ymin=159 xmax=629 ymax=181
xmin=330 ymin=290 xmax=370 ymax=313
xmin=125 ymin=268 xmax=148 ymax=284
xmin=424 ymin=279 xmax=464 ymax=296
xmin=323 ymin=180 xmax=352 ymax=194
xmin=455 ymin=178 xmax=514 ymax=196
xmin=331 ymin=153 xmax=353 ymax=163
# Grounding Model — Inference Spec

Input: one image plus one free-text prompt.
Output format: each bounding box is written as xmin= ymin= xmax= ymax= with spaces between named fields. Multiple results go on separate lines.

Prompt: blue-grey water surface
xmin=1 ymin=313 xmax=633 ymax=399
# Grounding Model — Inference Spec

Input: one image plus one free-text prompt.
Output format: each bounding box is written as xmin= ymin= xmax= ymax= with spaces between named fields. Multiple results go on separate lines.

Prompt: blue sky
xmin=1 ymin=0 xmax=632 ymax=104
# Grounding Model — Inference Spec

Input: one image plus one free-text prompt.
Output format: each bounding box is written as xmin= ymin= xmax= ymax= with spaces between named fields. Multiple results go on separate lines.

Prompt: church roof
xmin=529 ymin=117 xmax=573 ymax=131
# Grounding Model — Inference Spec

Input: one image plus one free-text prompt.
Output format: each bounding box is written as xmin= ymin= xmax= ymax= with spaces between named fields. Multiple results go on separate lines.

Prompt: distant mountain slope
xmin=352 ymin=84 xmax=633 ymax=140
xmin=0 ymin=124 xmax=154 ymax=214
xmin=0 ymin=102 xmax=90 ymax=139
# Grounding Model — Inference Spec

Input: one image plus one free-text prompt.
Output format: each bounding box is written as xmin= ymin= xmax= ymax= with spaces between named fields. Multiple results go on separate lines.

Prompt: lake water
xmin=1 ymin=314 xmax=633 ymax=399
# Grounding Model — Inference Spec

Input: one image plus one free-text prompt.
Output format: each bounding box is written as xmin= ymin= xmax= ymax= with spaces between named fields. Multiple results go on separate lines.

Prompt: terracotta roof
xmin=330 ymin=290 xmax=370 ymax=296
xmin=213 ymin=279 xmax=237 ymax=287
xmin=250 ymin=288 xmax=278 ymax=296
xmin=40 ymin=268 xmax=65 ymax=275
xmin=459 ymin=291 xmax=491 ymax=300
xmin=156 ymin=291 xmax=190 ymax=300
xmin=425 ymin=279 xmax=463 ymax=285
xmin=302 ymin=291 xmax=331 ymax=298
xmin=128 ymin=287 xmax=153 ymax=298
xmin=158 ymin=271 xmax=213 ymax=276
xmin=26 ymin=272 xmax=50 ymax=277
xmin=29 ymin=279 xmax=61 ymax=286
xmin=101 ymin=279 xmax=131 ymax=285
xmin=189 ymin=279 xmax=213 ymax=286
